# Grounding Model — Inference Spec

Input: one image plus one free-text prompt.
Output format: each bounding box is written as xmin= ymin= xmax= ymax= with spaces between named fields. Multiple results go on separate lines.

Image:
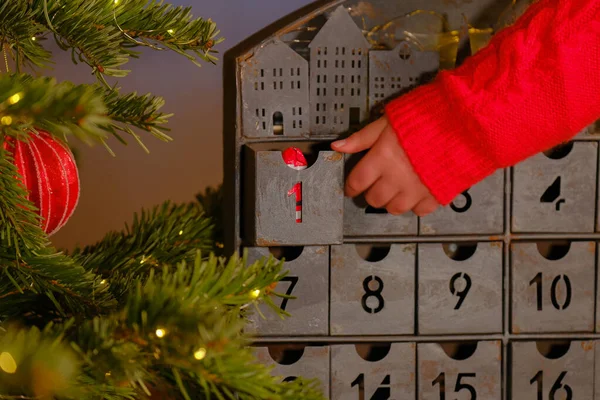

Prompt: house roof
xmin=308 ymin=5 xmax=370 ymax=49
xmin=245 ymin=39 xmax=308 ymax=67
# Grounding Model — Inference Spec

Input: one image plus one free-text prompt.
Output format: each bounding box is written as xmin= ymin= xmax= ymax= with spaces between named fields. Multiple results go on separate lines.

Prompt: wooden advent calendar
xmin=222 ymin=0 xmax=600 ymax=398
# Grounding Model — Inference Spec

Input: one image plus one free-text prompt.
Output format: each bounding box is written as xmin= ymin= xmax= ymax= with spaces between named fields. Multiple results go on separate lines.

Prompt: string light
xmin=155 ymin=328 xmax=166 ymax=338
xmin=1 ymin=116 xmax=12 ymax=125
xmin=31 ymin=37 xmax=36 ymax=41
xmin=100 ymin=279 xmax=106 ymax=285
xmin=114 ymin=0 xmax=120 ymax=4
xmin=105 ymin=371 xmax=112 ymax=377
xmin=8 ymin=93 xmax=22 ymax=104
xmin=250 ymin=289 xmax=261 ymax=299
xmin=194 ymin=348 xmax=207 ymax=360
xmin=0 ymin=352 xmax=17 ymax=374
xmin=179 ymin=230 xmax=183 ymax=235
xmin=168 ymin=29 xmax=174 ymax=34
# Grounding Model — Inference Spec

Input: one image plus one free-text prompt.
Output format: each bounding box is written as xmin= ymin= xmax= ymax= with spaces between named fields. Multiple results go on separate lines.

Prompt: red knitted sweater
xmin=385 ymin=0 xmax=600 ymax=205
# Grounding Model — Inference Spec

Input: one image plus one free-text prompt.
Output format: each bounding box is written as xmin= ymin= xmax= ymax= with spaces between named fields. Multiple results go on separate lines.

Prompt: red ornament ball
xmin=3 ymin=130 xmax=80 ymax=236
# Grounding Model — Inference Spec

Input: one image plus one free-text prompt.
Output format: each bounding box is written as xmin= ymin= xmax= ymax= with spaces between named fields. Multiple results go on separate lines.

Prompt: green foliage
xmin=0 ymin=1 xmax=327 ymax=399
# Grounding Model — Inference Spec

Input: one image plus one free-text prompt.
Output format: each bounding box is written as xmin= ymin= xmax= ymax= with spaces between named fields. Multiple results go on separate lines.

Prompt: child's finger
xmin=412 ymin=196 xmax=440 ymax=217
xmin=331 ymin=117 xmax=387 ymax=153
xmin=363 ymin=177 xmax=402 ymax=209
xmin=344 ymin=149 xmax=383 ymax=198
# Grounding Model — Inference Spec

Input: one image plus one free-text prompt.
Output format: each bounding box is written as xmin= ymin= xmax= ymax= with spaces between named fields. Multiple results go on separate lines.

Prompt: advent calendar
xmin=222 ymin=1 xmax=600 ymax=398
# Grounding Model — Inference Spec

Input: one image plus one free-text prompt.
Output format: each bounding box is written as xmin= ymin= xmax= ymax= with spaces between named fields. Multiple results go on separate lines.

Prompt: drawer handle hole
xmin=355 ymin=343 xmax=391 ymax=362
xmin=355 ymin=244 xmax=391 ymax=262
xmin=536 ymin=340 xmax=571 ymax=359
xmin=268 ymin=246 xmax=304 ymax=262
xmin=441 ymin=341 xmax=478 ymax=360
xmin=536 ymin=241 xmax=571 ymax=260
xmin=443 ymin=243 xmax=477 ymax=261
xmin=543 ymin=142 xmax=573 ymax=159
xmin=268 ymin=345 xmax=305 ymax=365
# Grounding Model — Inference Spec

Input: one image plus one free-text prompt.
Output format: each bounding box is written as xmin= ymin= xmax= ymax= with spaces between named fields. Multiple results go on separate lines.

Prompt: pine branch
xmin=0 ymin=2 xmax=52 ymax=70
xmin=72 ymin=201 xmax=214 ymax=301
xmin=70 ymin=254 xmax=325 ymax=400
xmin=0 ymin=74 xmax=110 ymax=143
xmin=0 ymin=147 xmax=46 ymax=255
xmin=23 ymin=0 xmax=222 ymax=79
xmin=103 ymin=89 xmax=173 ymax=151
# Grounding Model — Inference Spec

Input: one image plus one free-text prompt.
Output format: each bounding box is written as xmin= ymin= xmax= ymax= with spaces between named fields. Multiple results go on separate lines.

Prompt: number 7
xmin=279 ymin=276 xmax=299 ymax=311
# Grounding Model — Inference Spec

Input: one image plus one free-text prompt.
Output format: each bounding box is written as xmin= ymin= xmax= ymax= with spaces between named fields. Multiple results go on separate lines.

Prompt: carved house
xmin=241 ymin=39 xmax=309 ymax=137
xmin=369 ymin=42 xmax=440 ymax=114
xmin=309 ymin=6 xmax=370 ymax=135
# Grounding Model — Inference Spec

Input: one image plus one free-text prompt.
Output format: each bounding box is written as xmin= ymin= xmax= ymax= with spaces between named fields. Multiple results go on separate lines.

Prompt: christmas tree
xmin=0 ymin=1 xmax=325 ymax=399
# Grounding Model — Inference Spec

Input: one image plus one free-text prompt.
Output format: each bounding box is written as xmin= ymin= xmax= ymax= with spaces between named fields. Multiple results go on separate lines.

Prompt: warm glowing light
xmin=179 ymin=230 xmax=183 ymax=235
xmin=114 ymin=0 xmax=120 ymax=4
xmin=0 ymin=352 xmax=17 ymax=374
xmin=168 ymin=29 xmax=174 ymax=34
xmin=100 ymin=279 xmax=106 ymax=285
xmin=1 ymin=116 xmax=12 ymax=125
xmin=155 ymin=328 xmax=166 ymax=338
xmin=31 ymin=37 xmax=36 ymax=41
xmin=194 ymin=348 xmax=207 ymax=360
xmin=250 ymin=289 xmax=261 ymax=299
xmin=8 ymin=93 xmax=22 ymax=104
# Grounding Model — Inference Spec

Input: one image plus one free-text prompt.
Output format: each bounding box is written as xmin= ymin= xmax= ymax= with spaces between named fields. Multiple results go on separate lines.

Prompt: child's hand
xmin=331 ymin=116 xmax=440 ymax=217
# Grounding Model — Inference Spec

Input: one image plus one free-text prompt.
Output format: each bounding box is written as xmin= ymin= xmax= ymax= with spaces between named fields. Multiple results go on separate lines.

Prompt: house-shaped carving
xmin=309 ymin=6 xmax=370 ymax=135
xmin=241 ymin=39 xmax=310 ymax=137
xmin=369 ymin=42 xmax=440 ymax=114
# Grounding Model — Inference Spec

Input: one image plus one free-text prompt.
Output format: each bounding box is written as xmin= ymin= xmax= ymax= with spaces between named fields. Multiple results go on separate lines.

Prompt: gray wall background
xmin=50 ymin=0 xmax=312 ymax=250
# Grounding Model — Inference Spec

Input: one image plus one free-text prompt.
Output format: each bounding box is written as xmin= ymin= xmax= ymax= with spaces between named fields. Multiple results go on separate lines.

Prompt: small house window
xmin=291 ymin=68 xmax=294 ymax=76
xmin=261 ymin=69 xmax=264 ymax=77
xmin=273 ymin=112 xmax=284 ymax=135
xmin=324 ymin=60 xmax=328 ymax=68
xmin=254 ymin=82 xmax=258 ymax=90
xmin=262 ymin=109 xmax=266 ymax=117
xmin=297 ymin=68 xmax=300 ymax=75
xmin=297 ymin=81 xmax=301 ymax=89
xmin=299 ymin=120 xmax=303 ymax=128
xmin=342 ymin=47 xmax=346 ymax=55
xmin=299 ymin=107 xmax=302 ymax=115
xmin=261 ymin=82 xmax=265 ymax=90
xmin=292 ymin=107 xmax=296 ymax=116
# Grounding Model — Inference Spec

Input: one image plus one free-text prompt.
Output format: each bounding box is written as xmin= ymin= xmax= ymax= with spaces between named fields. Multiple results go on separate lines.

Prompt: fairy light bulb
xmin=194 ymin=348 xmax=207 ymax=360
xmin=0 ymin=352 xmax=17 ymax=374
xmin=155 ymin=328 xmax=166 ymax=338
xmin=168 ymin=29 xmax=174 ymax=34
xmin=8 ymin=93 xmax=21 ymax=104
xmin=250 ymin=289 xmax=261 ymax=299
xmin=1 ymin=116 xmax=12 ymax=125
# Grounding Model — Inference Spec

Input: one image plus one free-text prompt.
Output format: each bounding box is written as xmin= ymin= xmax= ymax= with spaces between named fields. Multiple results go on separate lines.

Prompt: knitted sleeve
xmin=384 ymin=0 xmax=600 ymax=205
